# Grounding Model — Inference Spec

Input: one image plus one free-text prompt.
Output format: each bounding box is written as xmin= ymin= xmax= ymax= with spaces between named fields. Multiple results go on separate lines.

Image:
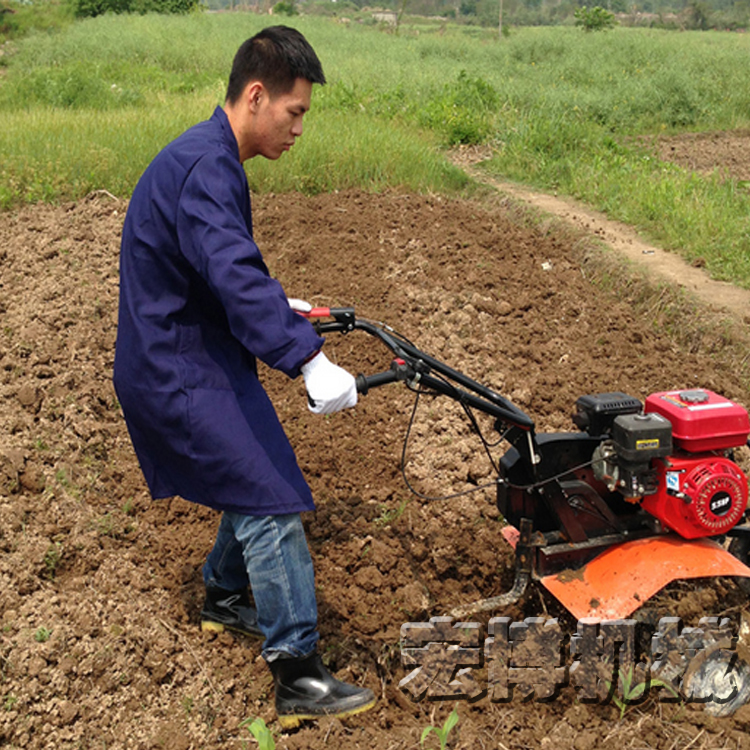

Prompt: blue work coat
xmin=113 ymin=107 xmax=324 ymax=515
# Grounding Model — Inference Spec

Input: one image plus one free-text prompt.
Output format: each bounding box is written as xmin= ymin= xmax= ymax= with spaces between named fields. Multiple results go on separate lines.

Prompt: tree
xmin=395 ymin=0 xmax=410 ymax=34
xmin=74 ymin=0 xmax=200 ymax=18
xmin=574 ymin=5 xmax=617 ymax=30
xmin=273 ymin=0 xmax=298 ymax=13
xmin=685 ymin=0 xmax=711 ymax=28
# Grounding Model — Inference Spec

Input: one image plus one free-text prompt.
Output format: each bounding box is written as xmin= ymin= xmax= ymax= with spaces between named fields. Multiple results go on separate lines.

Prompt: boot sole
xmin=276 ymin=696 xmax=377 ymax=730
xmin=200 ymin=619 xmax=263 ymax=639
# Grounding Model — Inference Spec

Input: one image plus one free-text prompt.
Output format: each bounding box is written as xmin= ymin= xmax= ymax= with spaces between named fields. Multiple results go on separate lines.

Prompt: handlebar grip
xmin=305 ymin=307 xmax=332 ymax=318
xmin=356 ymin=370 xmax=400 ymax=395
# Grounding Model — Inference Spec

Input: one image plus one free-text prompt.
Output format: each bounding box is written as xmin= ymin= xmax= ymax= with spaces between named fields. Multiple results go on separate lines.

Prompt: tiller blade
xmin=540 ymin=535 xmax=750 ymax=620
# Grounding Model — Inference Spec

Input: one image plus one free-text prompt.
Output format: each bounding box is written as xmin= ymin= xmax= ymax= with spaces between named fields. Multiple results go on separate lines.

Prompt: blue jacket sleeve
xmin=175 ymin=151 xmax=323 ymax=377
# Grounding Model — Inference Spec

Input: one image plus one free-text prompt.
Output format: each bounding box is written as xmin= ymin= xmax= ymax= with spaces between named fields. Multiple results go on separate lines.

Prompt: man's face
xmin=249 ymin=78 xmax=312 ymax=160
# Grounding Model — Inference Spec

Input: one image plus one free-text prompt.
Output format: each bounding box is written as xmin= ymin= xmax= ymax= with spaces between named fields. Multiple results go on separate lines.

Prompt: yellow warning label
xmin=636 ymin=439 xmax=660 ymax=450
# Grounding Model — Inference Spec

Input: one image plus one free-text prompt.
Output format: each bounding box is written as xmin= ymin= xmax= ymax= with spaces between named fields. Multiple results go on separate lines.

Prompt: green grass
xmin=247 ymin=109 xmax=467 ymax=195
xmin=0 ymin=16 xmax=470 ymax=204
xmin=0 ymin=0 xmax=74 ymax=43
xmin=1 ymin=95 xmax=215 ymax=205
xmin=3 ymin=16 xmax=750 ymax=288
xmin=0 ymin=94 xmax=468 ymax=205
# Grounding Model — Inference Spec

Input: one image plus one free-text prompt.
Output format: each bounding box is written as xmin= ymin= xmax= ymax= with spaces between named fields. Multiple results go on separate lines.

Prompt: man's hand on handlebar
xmin=301 ymin=351 xmax=358 ymax=415
xmin=287 ymin=297 xmax=312 ymax=314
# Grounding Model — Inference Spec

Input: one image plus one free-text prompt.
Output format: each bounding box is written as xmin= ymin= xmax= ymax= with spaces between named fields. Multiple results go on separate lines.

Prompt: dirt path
xmin=454 ymin=148 xmax=750 ymax=324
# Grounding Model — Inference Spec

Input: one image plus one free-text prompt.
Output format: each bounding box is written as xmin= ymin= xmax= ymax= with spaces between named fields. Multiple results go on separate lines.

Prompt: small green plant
xmin=3 ymin=694 xmax=18 ymax=711
xmin=34 ymin=626 xmax=51 ymax=643
xmin=609 ymin=667 xmax=680 ymax=719
xmin=375 ymin=498 xmax=410 ymax=527
xmin=43 ymin=542 xmax=62 ymax=580
xmin=94 ymin=512 xmax=115 ymax=537
xmin=55 ymin=468 xmax=81 ymax=500
xmin=421 ymin=706 xmax=459 ymax=749
xmin=240 ymin=717 xmax=275 ymax=750
xmin=574 ymin=5 xmax=617 ymax=31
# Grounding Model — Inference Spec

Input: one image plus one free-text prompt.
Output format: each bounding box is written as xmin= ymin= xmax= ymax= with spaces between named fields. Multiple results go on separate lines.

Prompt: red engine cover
xmin=642 ymin=455 xmax=748 ymax=538
xmin=645 ymin=389 xmax=750 ymax=452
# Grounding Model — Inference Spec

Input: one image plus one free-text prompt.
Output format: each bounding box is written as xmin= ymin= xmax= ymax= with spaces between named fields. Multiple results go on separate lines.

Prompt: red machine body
xmin=645 ymin=389 xmax=750 ymax=452
xmin=643 ymin=454 xmax=748 ymax=538
xmin=641 ymin=389 xmax=750 ymax=539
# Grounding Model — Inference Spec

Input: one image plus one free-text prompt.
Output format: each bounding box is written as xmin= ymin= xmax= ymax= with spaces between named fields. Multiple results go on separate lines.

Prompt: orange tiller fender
xmin=540 ymin=535 xmax=750 ymax=620
xmin=500 ymin=527 xmax=750 ymax=621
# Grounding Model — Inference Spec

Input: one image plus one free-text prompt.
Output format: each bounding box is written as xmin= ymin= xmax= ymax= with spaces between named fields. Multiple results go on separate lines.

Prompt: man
xmin=113 ymin=26 xmax=376 ymax=729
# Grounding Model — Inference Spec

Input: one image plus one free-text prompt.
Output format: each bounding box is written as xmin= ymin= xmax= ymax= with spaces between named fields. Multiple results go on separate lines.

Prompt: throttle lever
xmin=299 ymin=306 xmax=356 ymax=331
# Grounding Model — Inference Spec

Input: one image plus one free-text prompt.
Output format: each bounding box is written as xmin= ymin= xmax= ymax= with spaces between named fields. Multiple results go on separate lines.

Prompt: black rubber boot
xmin=269 ymin=651 xmax=376 ymax=729
xmin=200 ymin=587 xmax=263 ymax=638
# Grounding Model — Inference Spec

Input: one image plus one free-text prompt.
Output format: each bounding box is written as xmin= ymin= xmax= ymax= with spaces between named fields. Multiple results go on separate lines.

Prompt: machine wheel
xmin=682 ymin=644 xmax=750 ymax=716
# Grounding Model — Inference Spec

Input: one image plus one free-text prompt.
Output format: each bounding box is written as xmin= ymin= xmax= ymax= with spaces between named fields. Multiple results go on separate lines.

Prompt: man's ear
xmin=246 ymin=81 xmax=265 ymax=113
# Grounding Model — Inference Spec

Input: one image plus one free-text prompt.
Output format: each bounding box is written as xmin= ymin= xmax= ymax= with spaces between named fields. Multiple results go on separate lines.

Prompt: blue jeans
xmin=203 ymin=512 xmax=319 ymax=661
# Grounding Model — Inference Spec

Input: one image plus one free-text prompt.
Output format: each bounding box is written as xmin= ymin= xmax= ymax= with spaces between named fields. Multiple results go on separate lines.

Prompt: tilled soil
xmin=2 ymin=140 xmax=750 ymax=749
xmin=655 ymin=130 xmax=750 ymax=182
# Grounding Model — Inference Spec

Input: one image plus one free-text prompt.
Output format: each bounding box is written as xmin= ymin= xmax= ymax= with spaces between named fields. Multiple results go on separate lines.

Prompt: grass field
xmin=2 ymin=14 xmax=750 ymax=287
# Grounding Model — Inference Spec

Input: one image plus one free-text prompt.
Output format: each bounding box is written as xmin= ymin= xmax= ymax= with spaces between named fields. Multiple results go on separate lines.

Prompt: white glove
xmin=288 ymin=298 xmax=312 ymax=314
xmin=301 ymin=351 xmax=357 ymax=415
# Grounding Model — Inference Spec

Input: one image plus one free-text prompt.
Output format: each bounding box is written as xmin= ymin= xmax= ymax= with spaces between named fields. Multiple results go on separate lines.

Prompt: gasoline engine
xmin=579 ymin=389 xmax=749 ymax=540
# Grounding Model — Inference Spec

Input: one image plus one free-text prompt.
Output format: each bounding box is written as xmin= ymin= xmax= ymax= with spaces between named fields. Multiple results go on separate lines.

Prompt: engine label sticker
xmin=636 ymin=438 xmax=661 ymax=450
xmin=666 ymin=471 xmax=680 ymax=492
xmin=687 ymin=401 xmax=735 ymax=412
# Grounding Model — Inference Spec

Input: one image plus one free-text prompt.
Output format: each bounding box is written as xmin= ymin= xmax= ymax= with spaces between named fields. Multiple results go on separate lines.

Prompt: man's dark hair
xmin=225 ymin=26 xmax=326 ymax=104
